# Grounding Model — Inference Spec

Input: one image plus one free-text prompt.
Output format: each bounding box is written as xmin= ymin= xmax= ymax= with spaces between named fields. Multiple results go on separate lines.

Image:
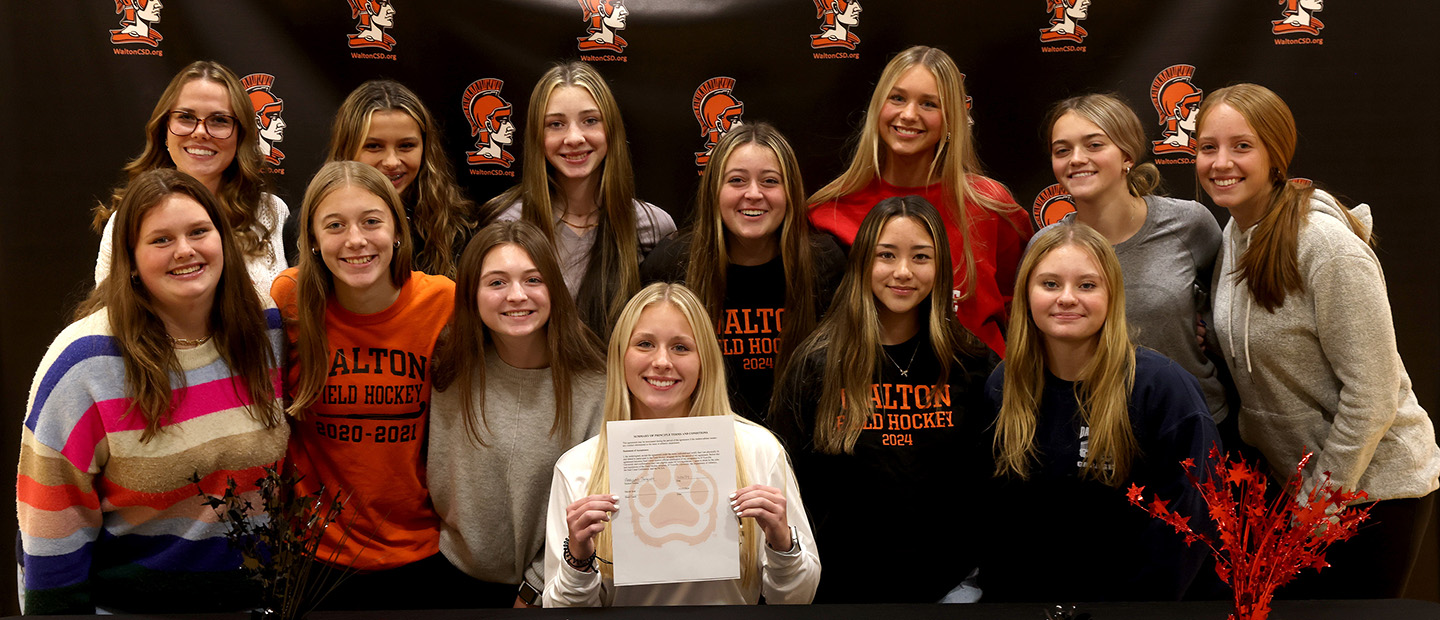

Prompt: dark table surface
xmin=9 ymin=599 xmax=1440 ymax=619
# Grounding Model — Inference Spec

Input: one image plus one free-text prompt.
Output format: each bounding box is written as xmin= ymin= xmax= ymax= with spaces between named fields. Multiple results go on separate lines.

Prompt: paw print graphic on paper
xmin=628 ymin=453 xmax=719 ymax=547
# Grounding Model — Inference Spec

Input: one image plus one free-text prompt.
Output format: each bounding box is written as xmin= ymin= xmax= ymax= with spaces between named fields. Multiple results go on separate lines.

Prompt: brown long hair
xmin=95 ymin=61 xmax=273 ymax=262
xmin=481 ymin=61 xmax=650 ymax=336
xmin=431 ymin=220 xmax=605 ymax=446
xmin=808 ymin=46 xmax=1024 ymax=303
xmin=1196 ymin=83 xmax=1370 ymax=312
xmin=685 ymin=122 xmax=820 ymax=374
xmin=79 ymin=168 xmax=280 ymax=441
xmin=792 ymin=196 xmax=980 ymax=454
xmin=328 ymin=79 xmax=475 ymax=278
xmin=993 ymin=219 xmax=1138 ymax=486
xmin=284 ymin=161 xmax=414 ymax=418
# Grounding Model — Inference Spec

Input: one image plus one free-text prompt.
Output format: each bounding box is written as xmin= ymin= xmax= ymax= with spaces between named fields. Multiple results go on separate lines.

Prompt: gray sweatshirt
xmin=427 ymin=349 xmax=606 ymax=591
xmin=1213 ymin=190 xmax=1440 ymax=501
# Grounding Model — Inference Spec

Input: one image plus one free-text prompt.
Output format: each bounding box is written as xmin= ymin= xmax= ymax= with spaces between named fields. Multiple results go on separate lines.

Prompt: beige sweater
xmin=427 ymin=349 xmax=605 ymax=590
xmin=1213 ymin=190 xmax=1440 ymax=502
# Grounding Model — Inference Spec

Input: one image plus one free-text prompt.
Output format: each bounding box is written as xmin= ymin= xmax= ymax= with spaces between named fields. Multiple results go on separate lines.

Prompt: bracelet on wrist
xmin=563 ymin=537 xmax=599 ymax=573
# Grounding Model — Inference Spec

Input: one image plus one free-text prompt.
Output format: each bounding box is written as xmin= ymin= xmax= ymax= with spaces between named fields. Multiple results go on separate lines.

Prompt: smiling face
xmin=165 ymin=79 xmax=238 ymax=192
xmin=477 ymin=243 xmax=551 ymax=351
xmin=543 ymin=86 xmax=609 ymax=183
xmin=1196 ymin=103 xmax=1275 ymax=227
xmin=134 ymin=193 xmax=222 ymax=323
xmin=870 ymin=216 xmax=937 ymax=323
xmin=624 ymin=303 xmax=701 ymax=420
xmin=877 ymin=66 xmax=944 ymax=170
xmin=356 ymin=109 xmax=423 ymax=194
xmin=1029 ymin=243 xmax=1108 ymax=347
xmin=1050 ymin=111 xmax=1132 ymax=206
xmin=717 ymin=143 xmax=786 ymax=247
xmin=313 ymin=185 xmax=398 ymax=301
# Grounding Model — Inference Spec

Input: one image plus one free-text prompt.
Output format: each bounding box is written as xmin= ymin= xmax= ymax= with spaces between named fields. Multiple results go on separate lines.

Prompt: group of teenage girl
xmin=17 ymin=43 xmax=1440 ymax=614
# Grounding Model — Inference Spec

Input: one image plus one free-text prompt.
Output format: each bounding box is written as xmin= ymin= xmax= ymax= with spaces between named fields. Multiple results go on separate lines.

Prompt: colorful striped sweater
xmin=17 ymin=307 xmax=289 ymax=614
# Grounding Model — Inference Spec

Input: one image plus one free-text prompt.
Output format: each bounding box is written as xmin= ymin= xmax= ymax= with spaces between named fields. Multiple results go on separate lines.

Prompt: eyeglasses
xmin=167 ymin=111 xmax=238 ymax=139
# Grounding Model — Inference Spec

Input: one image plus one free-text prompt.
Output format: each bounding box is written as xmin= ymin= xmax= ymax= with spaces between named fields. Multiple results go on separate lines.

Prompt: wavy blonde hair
xmin=808 ymin=45 xmax=1023 ymax=302
xmin=993 ymin=219 xmax=1138 ymax=486
xmin=583 ymin=283 xmax=764 ymax=589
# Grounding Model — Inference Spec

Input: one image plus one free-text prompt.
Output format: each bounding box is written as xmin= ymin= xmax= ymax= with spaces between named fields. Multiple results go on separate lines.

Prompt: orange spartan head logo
xmin=349 ymin=0 xmax=391 ymax=27
xmin=462 ymin=79 xmax=512 ymax=142
xmin=242 ymin=73 xmax=284 ymax=130
xmin=814 ymin=0 xmax=855 ymax=25
xmin=1151 ymin=65 xmax=1202 ymax=128
xmin=628 ymin=453 xmax=720 ymax=547
xmin=1047 ymin=0 xmax=1078 ymax=20
xmin=693 ymin=77 xmax=744 ymax=139
xmin=1031 ymin=184 xmax=1077 ymax=228
xmin=115 ymin=0 xmax=156 ymax=21
xmin=580 ymin=0 xmax=624 ymax=32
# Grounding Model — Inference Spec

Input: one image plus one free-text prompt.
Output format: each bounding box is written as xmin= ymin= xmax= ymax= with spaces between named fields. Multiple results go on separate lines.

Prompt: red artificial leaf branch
xmin=1127 ymin=447 xmax=1372 ymax=620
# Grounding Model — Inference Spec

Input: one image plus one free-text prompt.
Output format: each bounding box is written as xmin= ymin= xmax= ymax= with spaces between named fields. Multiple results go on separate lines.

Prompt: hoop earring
xmin=393 ymin=241 xmax=401 ymax=250
xmin=311 ymin=247 xmax=319 ymax=256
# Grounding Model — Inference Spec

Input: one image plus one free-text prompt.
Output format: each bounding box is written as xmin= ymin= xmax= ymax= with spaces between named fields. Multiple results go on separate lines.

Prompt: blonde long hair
xmin=283 ymin=161 xmax=414 ymax=418
xmin=482 ymin=61 xmax=650 ymax=336
xmin=792 ymin=196 xmax=980 ymax=455
xmin=584 ymin=283 xmax=763 ymax=589
xmin=808 ymin=45 xmax=1023 ymax=302
xmin=993 ymin=220 xmax=1138 ymax=486
xmin=1196 ymin=83 xmax=1370 ymax=312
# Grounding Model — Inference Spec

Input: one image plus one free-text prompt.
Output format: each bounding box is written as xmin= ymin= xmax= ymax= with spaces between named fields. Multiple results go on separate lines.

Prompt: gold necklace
xmin=168 ymin=334 xmax=212 ymax=348
xmin=560 ymin=216 xmax=598 ymax=229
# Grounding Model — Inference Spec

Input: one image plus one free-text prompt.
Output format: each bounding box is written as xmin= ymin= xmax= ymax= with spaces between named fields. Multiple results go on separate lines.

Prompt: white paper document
xmin=606 ymin=416 xmax=739 ymax=586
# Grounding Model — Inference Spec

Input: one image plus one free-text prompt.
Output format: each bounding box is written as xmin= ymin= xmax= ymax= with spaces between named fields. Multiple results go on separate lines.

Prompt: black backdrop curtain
xmin=3 ymin=1 xmax=1437 ymax=611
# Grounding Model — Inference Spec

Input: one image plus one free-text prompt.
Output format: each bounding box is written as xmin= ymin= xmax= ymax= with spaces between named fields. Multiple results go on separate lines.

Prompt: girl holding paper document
xmin=542 ymin=283 xmax=820 ymax=606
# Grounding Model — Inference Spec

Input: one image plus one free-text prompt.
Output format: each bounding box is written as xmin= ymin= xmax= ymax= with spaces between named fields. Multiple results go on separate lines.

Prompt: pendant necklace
xmin=882 ymin=338 xmax=921 ymax=377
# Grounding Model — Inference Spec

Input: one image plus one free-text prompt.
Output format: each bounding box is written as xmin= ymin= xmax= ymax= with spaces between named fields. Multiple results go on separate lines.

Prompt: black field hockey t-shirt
xmin=715 ymin=257 xmax=788 ymax=422
xmin=771 ymin=331 xmax=994 ymax=603
xmin=640 ymin=233 xmax=845 ymax=423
